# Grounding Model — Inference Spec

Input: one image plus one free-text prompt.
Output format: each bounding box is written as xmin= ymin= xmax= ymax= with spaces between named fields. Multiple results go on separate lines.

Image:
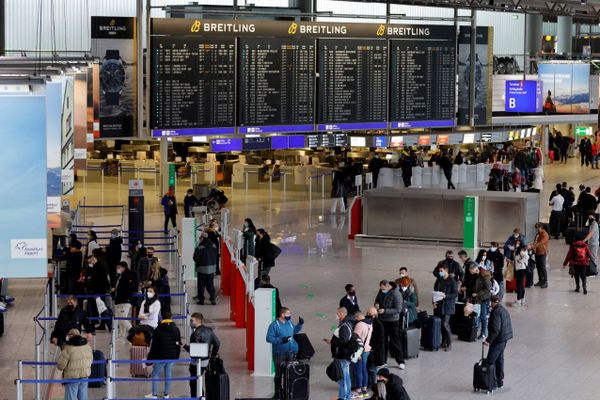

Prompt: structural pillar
xmin=160 ymin=138 xmax=169 ymax=195
xmin=525 ymin=13 xmax=543 ymax=74
xmin=0 ymin=0 xmax=4 ymax=56
xmin=557 ymin=15 xmax=573 ymax=56
xmin=469 ymin=9 xmax=477 ymax=127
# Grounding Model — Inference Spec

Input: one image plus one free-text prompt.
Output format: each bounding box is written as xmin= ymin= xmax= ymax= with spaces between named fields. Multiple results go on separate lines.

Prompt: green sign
xmin=463 ymin=196 xmax=478 ymax=250
xmin=575 ymin=126 xmax=592 ymax=136
xmin=168 ymin=163 xmax=176 ymax=187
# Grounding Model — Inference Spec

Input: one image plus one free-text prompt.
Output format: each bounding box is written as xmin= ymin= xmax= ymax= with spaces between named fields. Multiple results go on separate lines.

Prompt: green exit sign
xmin=576 ymin=126 xmax=593 ymax=136
xmin=512 ymin=15 xmax=519 ymax=20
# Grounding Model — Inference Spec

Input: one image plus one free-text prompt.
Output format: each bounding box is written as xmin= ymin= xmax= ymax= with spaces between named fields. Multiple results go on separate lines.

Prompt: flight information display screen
xmin=151 ymin=37 xmax=236 ymax=137
xmin=238 ymin=38 xmax=315 ymax=133
xmin=317 ymin=39 xmax=388 ymax=131
xmin=389 ymin=26 xmax=456 ymax=129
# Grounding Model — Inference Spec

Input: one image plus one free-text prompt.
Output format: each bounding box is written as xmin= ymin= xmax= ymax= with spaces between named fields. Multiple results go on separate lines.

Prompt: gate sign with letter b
xmin=505 ymin=80 xmax=543 ymax=113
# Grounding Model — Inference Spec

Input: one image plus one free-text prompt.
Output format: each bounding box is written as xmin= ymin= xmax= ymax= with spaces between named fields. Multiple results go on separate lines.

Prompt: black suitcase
xmin=456 ymin=315 xmax=478 ymax=342
xmin=420 ymin=316 xmax=442 ymax=351
xmin=206 ymin=358 xmax=230 ymax=400
xmin=89 ymin=350 xmax=106 ymax=388
xmin=0 ymin=312 xmax=4 ymax=337
xmin=294 ymin=333 xmax=315 ymax=360
xmin=449 ymin=303 xmax=465 ymax=334
xmin=280 ymin=360 xmax=309 ymax=400
xmin=473 ymin=344 xmax=496 ymax=394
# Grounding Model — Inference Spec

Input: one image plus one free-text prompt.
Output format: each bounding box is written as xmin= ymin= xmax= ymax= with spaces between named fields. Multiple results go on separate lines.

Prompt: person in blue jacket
xmin=266 ymin=307 xmax=304 ymax=399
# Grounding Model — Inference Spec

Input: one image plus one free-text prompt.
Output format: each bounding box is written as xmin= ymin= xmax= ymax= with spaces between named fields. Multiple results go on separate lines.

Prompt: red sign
xmin=437 ymin=135 xmax=449 ymax=145
xmin=418 ymin=135 xmax=431 ymax=145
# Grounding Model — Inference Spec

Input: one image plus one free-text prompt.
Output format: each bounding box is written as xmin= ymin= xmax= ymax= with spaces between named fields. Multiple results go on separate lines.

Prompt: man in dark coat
xmin=439 ymin=152 xmax=456 ymax=189
xmin=401 ymin=153 xmax=415 ymax=188
xmin=368 ymin=154 xmax=384 ymax=188
xmin=65 ymin=234 xmax=83 ymax=294
xmin=161 ymin=186 xmax=178 ymax=234
xmin=193 ymin=233 xmax=218 ymax=305
xmin=485 ymin=296 xmax=514 ymax=389
xmin=487 ymin=242 xmax=505 ymax=299
xmin=374 ymin=280 xmax=405 ymax=370
xmin=106 ymin=229 xmax=123 ymax=285
xmin=113 ymin=261 xmax=138 ymax=339
xmin=339 ymin=284 xmax=360 ymax=316
xmin=184 ymin=312 xmax=221 ymax=398
xmin=433 ymin=250 xmax=464 ymax=284
xmin=433 ymin=265 xmax=458 ymax=351
xmin=50 ymin=296 xmax=95 ymax=347
xmin=375 ymin=368 xmax=411 ymax=400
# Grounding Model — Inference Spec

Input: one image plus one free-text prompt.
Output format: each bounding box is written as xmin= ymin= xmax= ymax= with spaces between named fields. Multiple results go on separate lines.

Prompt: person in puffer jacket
xmin=563 ymin=240 xmax=592 ymax=295
xmin=56 ymin=329 xmax=93 ymax=400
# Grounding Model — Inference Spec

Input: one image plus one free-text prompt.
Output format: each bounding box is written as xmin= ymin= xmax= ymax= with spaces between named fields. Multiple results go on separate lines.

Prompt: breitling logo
xmin=190 ymin=20 xmax=202 ymax=33
xmin=376 ymin=25 xmax=385 ymax=36
xmin=288 ymin=22 xmax=298 ymax=35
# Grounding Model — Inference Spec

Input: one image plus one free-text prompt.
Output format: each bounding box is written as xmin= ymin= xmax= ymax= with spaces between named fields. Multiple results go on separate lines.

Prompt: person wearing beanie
xmin=484 ymin=296 xmax=514 ymax=390
xmin=375 ymin=368 xmax=411 ymax=400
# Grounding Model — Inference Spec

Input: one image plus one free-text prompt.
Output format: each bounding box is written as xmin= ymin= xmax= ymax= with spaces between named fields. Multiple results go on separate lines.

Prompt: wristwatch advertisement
xmin=100 ymin=49 xmax=126 ymax=106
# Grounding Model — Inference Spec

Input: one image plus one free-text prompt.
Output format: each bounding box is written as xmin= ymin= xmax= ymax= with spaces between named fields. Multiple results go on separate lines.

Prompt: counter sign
xmin=505 ymin=80 xmax=543 ymax=113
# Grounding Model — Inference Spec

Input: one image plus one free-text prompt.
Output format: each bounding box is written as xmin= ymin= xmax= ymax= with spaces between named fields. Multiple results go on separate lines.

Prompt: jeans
xmin=515 ymin=269 xmax=526 ymax=300
xmin=64 ymin=380 xmax=88 ymax=400
xmin=355 ymin=351 xmax=369 ymax=389
xmin=273 ymin=352 xmax=294 ymax=398
xmin=535 ymin=254 xmax=548 ymax=284
xmin=114 ymin=303 xmax=132 ymax=337
xmin=441 ymin=314 xmax=452 ymax=347
xmin=381 ymin=320 xmax=404 ymax=363
xmin=164 ymin=213 xmax=177 ymax=232
xmin=197 ymin=273 xmax=216 ymax=302
xmin=337 ymin=358 xmax=352 ymax=400
xmin=589 ymin=243 xmax=599 ymax=270
xmin=486 ymin=341 xmax=507 ymax=386
xmin=475 ymin=301 xmax=490 ymax=337
xmin=151 ymin=361 xmax=173 ymax=396
xmin=443 ymin=170 xmax=455 ymax=189
xmin=331 ymin=197 xmax=345 ymax=213
xmin=574 ymin=265 xmax=589 ymax=290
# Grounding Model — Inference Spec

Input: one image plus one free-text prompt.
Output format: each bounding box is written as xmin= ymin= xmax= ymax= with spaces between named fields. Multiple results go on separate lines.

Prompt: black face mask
xmin=67 ymin=304 xmax=75 ymax=311
xmin=147 ymin=254 xmax=154 ymax=258
xmin=349 ymin=291 xmax=356 ymax=297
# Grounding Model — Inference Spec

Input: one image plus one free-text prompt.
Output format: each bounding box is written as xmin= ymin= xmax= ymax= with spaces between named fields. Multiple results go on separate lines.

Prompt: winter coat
xmin=354 ymin=319 xmax=373 ymax=353
xmin=339 ymin=295 xmax=360 ymax=316
xmin=148 ymin=320 xmax=181 ymax=360
xmin=266 ymin=319 xmax=303 ymax=355
xmin=503 ymin=234 xmax=526 ymax=260
xmin=374 ymin=287 xmax=403 ymax=323
xmin=56 ymin=335 xmax=93 ymax=379
xmin=330 ymin=316 xmax=355 ymax=360
xmin=434 ymin=259 xmax=464 ymax=283
xmin=487 ymin=249 xmax=504 ymax=282
xmin=65 ymin=242 xmax=83 ymax=277
xmin=331 ymin=170 xmax=348 ymax=198
xmin=369 ymin=317 xmax=386 ymax=367
xmin=400 ymin=288 xmax=417 ymax=324
xmin=86 ymin=261 xmax=110 ymax=294
xmin=114 ymin=268 xmax=138 ymax=305
xmin=384 ymin=375 xmax=411 ymax=400
xmin=51 ymin=306 xmax=95 ymax=346
xmin=193 ymin=237 xmax=218 ymax=275
xmin=487 ymin=304 xmax=513 ymax=345
xmin=161 ymin=194 xmax=178 ymax=215
xmin=564 ymin=240 xmax=592 ymax=267
xmin=185 ymin=324 xmax=221 ymax=360
xmin=255 ymin=237 xmax=275 ymax=269
xmin=139 ymin=297 xmax=161 ymax=329
xmin=107 ymin=236 xmax=123 ymax=267
xmin=531 ymin=230 xmax=549 ymax=256
xmin=433 ymin=277 xmax=458 ymax=316
xmin=467 ymin=271 xmax=492 ymax=304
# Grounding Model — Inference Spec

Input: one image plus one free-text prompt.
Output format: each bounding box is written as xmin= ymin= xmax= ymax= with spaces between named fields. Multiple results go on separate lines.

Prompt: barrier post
xmin=245 ymin=171 xmax=249 ymax=192
xmin=50 ymin=278 xmax=57 ymax=318
xmin=321 ymin=174 xmax=325 ymax=198
xmin=16 ymin=379 xmax=23 ymax=400
xmin=197 ymin=360 xmax=203 ymax=398
xmin=183 ymin=292 xmax=189 ymax=340
xmin=269 ymin=175 xmax=273 ymax=200
xmin=18 ymin=360 xmax=23 ymax=381
xmin=34 ymin=323 xmax=40 ymax=400
xmin=309 ymin=177 xmax=312 ymax=200
xmin=107 ymin=359 xmax=114 ymax=400
xmin=101 ymin=168 xmax=105 ymax=191
xmin=43 ymin=291 xmax=50 ymax=382
xmin=110 ymin=321 xmax=117 ymax=360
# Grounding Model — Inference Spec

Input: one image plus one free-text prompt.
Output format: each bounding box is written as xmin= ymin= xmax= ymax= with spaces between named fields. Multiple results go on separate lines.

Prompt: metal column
xmin=160 ymin=138 xmax=169 ymax=195
xmin=136 ymin=0 xmax=144 ymax=137
xmin=469 ymin=9 xmax=477 ymax=127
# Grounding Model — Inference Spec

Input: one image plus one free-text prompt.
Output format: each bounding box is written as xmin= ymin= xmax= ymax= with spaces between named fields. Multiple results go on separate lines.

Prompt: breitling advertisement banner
xmin=91 ymin=16 xmax=137 ymax=138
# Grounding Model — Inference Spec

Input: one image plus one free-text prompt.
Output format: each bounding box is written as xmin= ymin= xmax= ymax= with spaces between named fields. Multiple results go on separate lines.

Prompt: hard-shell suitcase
xmin=89 ymin=350 xmax=106 ymax=388
xmin=473 ymin=344 xmax=497 ymax=394
xmin=130 ymin=345 xmax=151 ymax=377
xmin=420 ymin=316 xmax=442 ymax=351
xmin=206 ymin=357 xmax=230 ymax=400
xmin=280 ymin=360 xmax=309 ymax=400
xmin=294 ymin=333 xmax=315 ymax=360
xmin=400 ymin=317 xmax=419 ymax=359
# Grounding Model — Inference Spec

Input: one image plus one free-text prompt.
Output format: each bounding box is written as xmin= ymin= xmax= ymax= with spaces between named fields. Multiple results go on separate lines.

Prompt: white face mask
xmin=88 ymin=263 xmax=93 ymax=268
xmin=481 ymin=256 xmax=487 ymax=261
xmin=490 ymin=247 xmax=497 ymax=252
xmin=401 ymin=286 xmax=408 ymax=291
xmin=514 ymin=234 xmax=519 ymax=239
xmin=147 ymin=292 xmax=155 ymax=299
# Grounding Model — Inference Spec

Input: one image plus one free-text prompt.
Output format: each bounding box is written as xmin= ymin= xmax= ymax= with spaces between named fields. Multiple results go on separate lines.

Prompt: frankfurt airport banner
xmin=0 ymin=95 xmax=48 ymax=278
xmin=91 ymin=16 xmax=137 ymax=138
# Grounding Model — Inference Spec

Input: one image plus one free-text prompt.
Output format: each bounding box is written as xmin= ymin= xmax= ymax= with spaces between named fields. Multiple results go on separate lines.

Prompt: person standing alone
xmin=484 ymin=296 xmax=513 ymax=390
xmin=193 ymin=231 xmax=219 ymax=305
xmin=529 ymin=223 xmax=549 ymax=288
xmin=161 ymin=186 xmax=178 ymax=234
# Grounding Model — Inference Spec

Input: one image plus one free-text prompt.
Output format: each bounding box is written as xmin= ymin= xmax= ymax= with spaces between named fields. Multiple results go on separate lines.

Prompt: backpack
xmin=575 ymin=245 xmax=587 ymax=263
xmin=349 ymin=332 xmax=364 ymax=363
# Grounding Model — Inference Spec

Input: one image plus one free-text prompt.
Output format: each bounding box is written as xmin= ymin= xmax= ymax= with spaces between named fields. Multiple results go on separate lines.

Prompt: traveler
xmin=366 ymin=307 xmax=385 ymax=386
xmin=512 ymin=245 xmax=529 ymax=306
xmin=374 ymin=368 xmax=411 ymax=400
xmin=439 ymin=151 xmax=456 ymax=189
xmin=583 ymin=211 xmax=599 ymax=269
xmin=466 ymin=264 xmax=492 ymax=340
xmin=129 ymin=241 xmax=145 ymax=276
xmin=559 ymin=134 xmax=569 ymax=164
xmin=85 ymin=253 xmax=111 ymax=330
xmin=184 ymin=312 xmax=221 ymax=398
xmin=161 ymin=186 xmax=178 ymax=234
xmin=86 ymin=230 xmax=99 ymax=259
xmin=396 ymin=267 xmax=419 ymax=307
xmin=401 ymin=153 xmax=415 ymax=188
xmin=487 ymin=242 xmax=504 ymax=300
xmin=257 ymin=275 xmax=282 ymax=315
xmin=255 ymin=228 xmax=276 ymax=277
xmin=398 ymin=277 xmax=417 ymax=327
xmin=51 ymin=296 xmax=95 ymax=347
xmin=549 ymin=185 xmax=565 ymax=239
xmin=458 ymin=250 xmax=478 ymax=298
xmin=434 ymin=250 xmax=464 ymax=284
xmin=374 ymin=280 xmax=405 ymax=370
xmin=112 ymin=261 xmax=137 ymax=338
xmin=331 ymin=164 xmax=349 ymax=213
xmin=339 ymin=284 xmax=360 ymax=316
xmin=433 ymin=265 xmax=458 ymax=351
xmin=475 ymin=249 xmax=492 ymax=272
xmin=503 ymin=229 xmax=525 ymax=261
xmin=137 ymin=247 xmax=154 ymax=285
xmin=184 ymin=188 xmax=199 ymax=218
xmin=139 ymin=287 xmax=161 ymax=329
xmin=529 ymin=222 xmax=549 ymax=288
xmin=580 ymin=137 xmax=589 ymax=166
xmin=146 ymin=258 xmax=171 ymax=313
xmin=57 ymin=329 xmax=93 ymax=400
xmin=368 ymin=154 xmax=384 ymax=188
xmin=266 ymin=307 xmax=304 ymax=400
xmin=563 ymin=240 xmax=592 ymax=295
xmin=241 ymin=218 xmax=257 ymax=264
xmin=577 ymin=187 xmax=597 ymax=214
xmin=484 ymin=296 xmax=514 ymax=390
xmin=65 ymin=234 xmax=83 ymax=294
xmin=353 ymin=311 xmax=373 ymax=399
xmin=106 ymin=228 xmax=123 ymax=285
xmin=327 ymin=307 xmax=355 ymax=400
xmin=208 ymin=219 xmax=222 ymax=275
xmin=145 ymin=311 xmax=181 ymax=399
xmin=193 ymin=231 xmax=218 ymax=305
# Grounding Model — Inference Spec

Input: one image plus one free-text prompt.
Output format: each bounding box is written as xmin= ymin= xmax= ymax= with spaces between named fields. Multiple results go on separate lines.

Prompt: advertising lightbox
xmin=505 ymin=80 xmax=543 ymax=112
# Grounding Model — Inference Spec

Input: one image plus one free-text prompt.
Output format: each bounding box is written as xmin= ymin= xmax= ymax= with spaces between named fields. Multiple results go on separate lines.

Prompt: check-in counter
xmin=278 ymin=165 xmax=333 ymax=193
xmin=361 ymin=187 xmax=539 ymax=245
xmin=232 ymin=164 xmax=261 ymax=189
xmin=191 ymin=162 xmax=217 ymax=185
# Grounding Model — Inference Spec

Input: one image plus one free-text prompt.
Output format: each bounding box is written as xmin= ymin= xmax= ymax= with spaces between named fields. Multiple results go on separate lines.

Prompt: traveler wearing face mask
xmin=161 ymin=186 xmax=178 ymax=234
xmin=139 ymin=287 xmax=161 ymax=329
xmin=183 ymin=312 xmax=221 ymax=398
xmin=51 ymin=296 xmax=95 ymax=347
xmin=339 ymin=284 xmax=360 ymax=315
xmin=184 ymin=188 xmax=199 ymax=218
xmin=241 ymin=218 xmax=257 ymax=264
xmin=85 ymin=253 xmax=111 ymax=330
xmin=112 ymin=261 xmax=138 ymax=338
xmin=193 ymin=232 xmax=219 ymax=305
xmin=513 ymin=245 xmax=529 ymax=306
xmin=57 ymin=328 xmax=93 ymax=400
xmin=466 ymin=264 xmax=492 ymax=340
xmin=457 ymin=250 xmax=478 ymax=300
xmin=207 ymin=219 xmax=222 ymax=276
xmin=375 ymin=368 xmax=411 ymax=400
xmin=434 ymin=250 xmax=464 ymax=285
xmin=475 ymin=249 xmax=492 ymax=272
xmin=325 ymin=307 xmax=355 ymax=400
xmin=138 ymin=247 xmax=155 ymax=285
xmin=583 ymin=211 xmax=599 ymax=269
xmin=353 ymin=311 xmax=373 ymax=398
xmin=266 ymin=307 xmax=304 ymax=399
xmin=86 ymin=230 xmax=100 ymax=259
xmin=145 ymin=311 xmax=181 ymax=399
xmin=366 ymin=307 xmax=385 ymax=386
xmin=396 ymin=267 xmax=419 ymax=307
xmin=503 ymin=228 xmax=525 ymax=261
xmin=433 ymin=265 xmax=458 ymax=351
xmin=129 ymin=241 xmax=145 ymax=275
xmin=106 ymin=228 xmax=123 ymax=285
xmin=374 ymin=280 xmax=405 ymax=370
xmin=487 ymin=242 xmax=505 ymax=300
xmin=398 ymin=277 xmax=417 ymax=327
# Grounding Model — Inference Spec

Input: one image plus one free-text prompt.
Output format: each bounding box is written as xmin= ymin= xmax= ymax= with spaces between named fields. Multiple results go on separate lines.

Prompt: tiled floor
xmin=6 ymin=160 xmax=600 ymax=399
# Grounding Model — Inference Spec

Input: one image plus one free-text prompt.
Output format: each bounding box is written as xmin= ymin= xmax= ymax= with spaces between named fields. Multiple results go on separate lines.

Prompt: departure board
xmin=151 ymin=37 xmax=235 ymax=137
xmin=317 ymin=39 xmax=388 ymax=131
xmin=389 ymin=35 xmax=456 ymax=129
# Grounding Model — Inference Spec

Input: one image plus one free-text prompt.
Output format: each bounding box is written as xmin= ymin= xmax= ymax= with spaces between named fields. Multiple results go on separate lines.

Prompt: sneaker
xmin=211 ymin=300 xmax=217 ymax=305
xmin=584 ymin=288 xmax=588 ymax=295
xmin=534 ymin=282 xmax=542 ymax=287
xmin=398 ymin=362 xmax=406 ymax=370
xmin=351 ymin=391 xmax=361 ymax=399
xmin=144 ymin=395 xmax=158 ymax=399
xmin=163 ymin=395 xmax=170 ymax=399
xmin=512 ymin=300 xmax=521 ymax=307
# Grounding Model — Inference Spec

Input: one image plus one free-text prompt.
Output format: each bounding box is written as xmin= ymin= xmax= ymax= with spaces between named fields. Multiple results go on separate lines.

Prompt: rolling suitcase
xmin=130 ymin=345 xmax=151 ymax=377
xmin=449 ymin=303 xmax=465 ymax=334
xmin=89 ymin=350 xmax=106 ymax=388
xmin=206 ymin=357 xmax=230 ymax=400
xmin=280 ymin=360 xmax=309 ymax=400
xmin=420 ymin=316 xmax=442 ymax=351
xmin=400 ymin=317 xmax=419 ymax=359
xmin=293 ymin=333 xmax=315 ymax=360
xmin=473 ymin=343 xmax=497 ymax=394
xmin=456 ymin=314 xmax=478 ymax=342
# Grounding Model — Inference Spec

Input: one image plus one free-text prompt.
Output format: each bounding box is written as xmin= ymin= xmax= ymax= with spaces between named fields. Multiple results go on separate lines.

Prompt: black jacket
xmin=185 ymin=325 xmax=221 ymax=360
xmin=385 ymin=375 xmax=411 ymax=400
xmin=184 ymin=194 xmax=199 ymax=217
xmin=114 ymin=269 xmax=138 ymax=305
xmin=487 ymin=304 xmax=513 ymax=345
xmin=255 ymin=237 xmax=275 ymax=269
xmin=578 ymin=192 xmax=597 ymax=213
xmin=433 ymin=259 xmax=464 ymax=282
xmin=369 ymin=317 xmax=386 ymax=366
xmin=330 ymin=316 xmax=355 ymax=360
xmin=106 ymin=237 xmax=123 ymax=266
xmin=466 ymin=271 xmax=492 ymax=303
xmin=65 ymin=242 xmax=83 ymax=277
xmin=374 ymin=287 xmax=403 ymax=322
xmin=148 ymin=320 xmax=181 ymax=360
xmin=339 ymin=295 xmax=360 ymax=316
xmin=487 ymin=249 xmax=504 ymax=283
xmin=51 ymin=306 xmax=95 ymax=346
xmin=87 ymin=261 xmax=110 ymax=294
xmin=433 ymin=277 xmax=458 ymax=316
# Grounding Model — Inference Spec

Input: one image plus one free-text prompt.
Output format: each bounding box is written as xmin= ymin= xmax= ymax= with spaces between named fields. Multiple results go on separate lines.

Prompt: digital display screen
xmin=505 ymin=80 xmax=543 ymax=113
xmin=350 ymin=137 xmax=367 ymax=147
xmin=288 ymin=135 xmax=306 ymax=148
xmin=242 ymin=137 xmax=272 ymax=150
xmin=373 ymin=136 xmax=388 ymax=147
xmin=211 ymin=138 xmax=242 ymax=152
xmin=307 ymin=134 xmax=348 ymax=147
xmin=270 ymin=136 xmax=289 ymax=150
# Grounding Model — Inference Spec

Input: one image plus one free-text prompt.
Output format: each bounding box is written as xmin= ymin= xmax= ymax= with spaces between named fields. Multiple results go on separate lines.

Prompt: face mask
xmin=136 ymin=244 xmax=142 ymax=249
xmin=514 ymin=234 xmax=519 ymax=239
xmin=490 ymin=247 xmax=497 ymax=252
xmin=348 ymin=291 xmax=356 ymax=297
xmin=284 ymin=316 xmax=291 ymax=322
xmin=399 ymin=273 xmax=406 ymax=278
xmin=481 ymin=256 xmax=487 ymax=261
xmin=111 ymin=234 xmax=116 ymax=239
xmin=147 ymin=292 xmax=155 ymax=299
xmin=335 ymin=315 xmax=340 ymax=321
xmin=148 ymin=254 xmax=154 ymax=258
xmin=117 ymin=270 xmax=123 ymax=276
xmin=67 ymin=304 xmax=75 ymax=310
xmin=381 ymin=289 xmax=388 ymax=294
xmin=521 ymin=251 xmax=527 ymax=255
xmin=439 ymin=271 xmax=447 ymax=278
xmin=401 ymin=286 xmax=408 ymax=291
xmin=446 ymin=257 xmax=453 ymax=261
xmin=243 ymin=223 xmax=248 ymax=228
xmin=88 ymin=263 xmax=93 ymax=268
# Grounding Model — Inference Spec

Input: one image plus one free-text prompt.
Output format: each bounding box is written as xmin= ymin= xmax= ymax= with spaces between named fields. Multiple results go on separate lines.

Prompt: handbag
xmin=503 ymin=261 xmax=514 ymax=281
xmin=326 ymin=360 xmax=342 ymax=382
xmin=271 ymin=244 xmax=282 ymax=259
xmin=95 ymin=297 xmax=108 ymax=315
xmin=588 ymin=260 xmax=598 ymax=276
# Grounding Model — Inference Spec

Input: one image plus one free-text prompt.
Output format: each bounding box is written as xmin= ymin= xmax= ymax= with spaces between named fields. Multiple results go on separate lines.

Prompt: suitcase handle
xmin=481 ymin=342 xmax=488 ymax=360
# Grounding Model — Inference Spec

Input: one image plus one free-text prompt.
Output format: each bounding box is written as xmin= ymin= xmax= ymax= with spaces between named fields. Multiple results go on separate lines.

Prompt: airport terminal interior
xmin=5 ymin=0 xmax=600 ymax=399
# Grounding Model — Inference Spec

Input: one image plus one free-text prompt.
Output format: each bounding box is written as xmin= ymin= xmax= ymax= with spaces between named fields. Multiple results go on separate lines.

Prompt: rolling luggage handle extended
xmin=480 ymin=342 xmax=488 ymax=363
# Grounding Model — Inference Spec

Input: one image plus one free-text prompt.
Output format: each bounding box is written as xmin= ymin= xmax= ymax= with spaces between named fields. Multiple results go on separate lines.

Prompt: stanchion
xmin=245 ymin=171 xmax=249 ymax=192
xmin=15 ymin=379 xmax=23 ymax=400
xmin=107 ymin=359 xmax=114 ymax=399
xmin=321 ymin=174 xmax=325 ymax=198
xmin=269 ymin=175 xmax=273 ymax=201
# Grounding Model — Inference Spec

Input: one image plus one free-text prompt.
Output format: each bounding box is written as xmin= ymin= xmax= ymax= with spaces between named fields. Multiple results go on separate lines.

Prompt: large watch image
xmin=100 ymin=49 xmax=126 ymax=106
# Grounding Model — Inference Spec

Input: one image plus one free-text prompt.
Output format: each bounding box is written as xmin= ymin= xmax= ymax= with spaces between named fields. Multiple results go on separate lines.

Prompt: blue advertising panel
xmin=211 ymin=138 xmax=242 ymax=152
xmin=373 ymin=136 xmax=388 ymax=147
xmin=505 ymin=80 xmax=543 ymax=113
xmin=0 ymin=96 xmax=48 ymax=278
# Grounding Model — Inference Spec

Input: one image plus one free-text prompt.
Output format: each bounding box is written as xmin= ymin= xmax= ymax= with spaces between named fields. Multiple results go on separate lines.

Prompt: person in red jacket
xmin=562 ymin=240 xmax=592 ymax=295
